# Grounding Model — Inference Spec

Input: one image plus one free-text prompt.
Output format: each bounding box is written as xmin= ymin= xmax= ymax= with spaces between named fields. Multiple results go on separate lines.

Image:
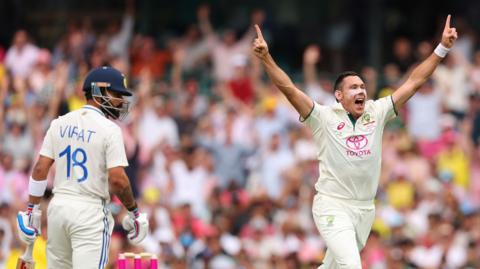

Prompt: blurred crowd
xmin=1 ymin=2 xmax=480 ymax=269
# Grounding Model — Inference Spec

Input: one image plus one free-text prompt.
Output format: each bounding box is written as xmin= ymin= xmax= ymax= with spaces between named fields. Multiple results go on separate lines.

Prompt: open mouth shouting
xmin=354 ymin=96 xmax=365 ymax=108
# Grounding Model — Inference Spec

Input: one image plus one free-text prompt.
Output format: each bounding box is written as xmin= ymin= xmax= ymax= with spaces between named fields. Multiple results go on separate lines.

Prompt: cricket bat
xmin=16 ymin=243 xmax=35 ymax=269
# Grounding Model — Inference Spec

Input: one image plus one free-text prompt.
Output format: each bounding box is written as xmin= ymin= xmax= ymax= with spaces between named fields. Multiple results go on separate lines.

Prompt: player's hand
xmin=16 ymin=207 xmax=41 ymax=245
xmin=441 ymin=15 xmax=458 ymax=48
xmin=252 ymin=24 xmax=269 ymax=60
xmin=303 ymin=45 xmax=321 ymax=65
xmin=122 ymin=209 xmax=149 ymax=245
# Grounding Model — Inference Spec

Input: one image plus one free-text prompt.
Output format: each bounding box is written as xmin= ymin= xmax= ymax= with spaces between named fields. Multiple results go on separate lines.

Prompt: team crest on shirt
xmin=361 ymin=112 xmax=377 ymax=132
xmin=361 ymin=113 xmax=375 ymax=125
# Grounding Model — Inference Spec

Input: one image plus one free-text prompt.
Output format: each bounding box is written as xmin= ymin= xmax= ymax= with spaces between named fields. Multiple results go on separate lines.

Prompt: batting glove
xmin=122 ymin=208 xmax=149 ymax=245
xmin=17 ymin=204 xmax=41 ymax=245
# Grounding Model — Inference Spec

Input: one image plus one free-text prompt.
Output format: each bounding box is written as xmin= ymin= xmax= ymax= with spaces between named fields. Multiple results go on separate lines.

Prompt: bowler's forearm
xmin=260 ymin=53 xmax=313 ymax=118
xmin=393 ymin=52 xmax=444 ymax=108
xmin=408 ymin=53 xmax=443 ymax=88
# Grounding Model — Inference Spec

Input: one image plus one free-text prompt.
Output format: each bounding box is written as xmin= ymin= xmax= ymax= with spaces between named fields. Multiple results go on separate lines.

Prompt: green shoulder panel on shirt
xmin=390 ymin=95 xmax=399 ymax=116
xmin=299 ymin=101 xmax=316 ymax=122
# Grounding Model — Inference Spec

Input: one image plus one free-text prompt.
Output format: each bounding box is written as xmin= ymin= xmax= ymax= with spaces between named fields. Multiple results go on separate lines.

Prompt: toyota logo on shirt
xmin=345 ymin=135 xmax=368 ymax=150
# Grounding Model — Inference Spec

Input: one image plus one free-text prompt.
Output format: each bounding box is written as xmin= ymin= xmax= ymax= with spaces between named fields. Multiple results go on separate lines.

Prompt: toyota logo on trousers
xmin=346 ymin=135 xmax=368 ymax=150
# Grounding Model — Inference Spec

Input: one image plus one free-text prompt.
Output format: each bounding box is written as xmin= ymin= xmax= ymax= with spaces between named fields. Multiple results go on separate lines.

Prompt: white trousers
xmin=46 ymin=194 xmax=114 ymax=269
xmin=312 ymin=194 xmax=375 ymax=269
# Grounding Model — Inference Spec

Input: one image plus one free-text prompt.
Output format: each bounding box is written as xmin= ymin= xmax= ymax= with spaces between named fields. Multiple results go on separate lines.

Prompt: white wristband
xmin=434 ymin=43 xmax=450 ymax=58
xmin=28 ymin=177 xmax=48 ymax=197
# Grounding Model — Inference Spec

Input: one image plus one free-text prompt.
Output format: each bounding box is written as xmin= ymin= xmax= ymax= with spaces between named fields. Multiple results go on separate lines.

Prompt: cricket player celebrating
xmin=16 ymin=66 xmax=149 ymax=268
xmin=253 ymin=15 xmax=457 ymax=268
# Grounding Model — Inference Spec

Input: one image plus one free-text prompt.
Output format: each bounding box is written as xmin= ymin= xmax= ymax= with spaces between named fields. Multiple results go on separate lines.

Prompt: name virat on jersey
xmin=59 ymin=125 xmax=96 ymax=143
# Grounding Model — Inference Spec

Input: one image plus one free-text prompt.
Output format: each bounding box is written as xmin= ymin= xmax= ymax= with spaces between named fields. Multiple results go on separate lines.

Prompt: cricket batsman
xmin=252 ymin=15 xmax=457 ymax=268
xmin=16 ymin=66 xmax=149 ymax=268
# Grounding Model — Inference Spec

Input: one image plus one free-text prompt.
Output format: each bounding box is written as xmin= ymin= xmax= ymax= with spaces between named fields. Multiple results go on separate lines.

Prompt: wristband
xmin=434 ymin=43 xmax=450 ymax=58
xmin=28 ymin=177 xmax=48 ymax=197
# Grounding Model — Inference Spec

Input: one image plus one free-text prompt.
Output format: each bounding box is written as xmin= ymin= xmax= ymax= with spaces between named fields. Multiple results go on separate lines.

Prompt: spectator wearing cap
xmin=254 ymin=97 xmax=288 ymax=146
xmin=386 ymin=163 xmax=415 ymax=211
xmin=436 ymin=131 xmax=470 ymax=189
xmin=227 ymin=54 xmax=255 ymax=105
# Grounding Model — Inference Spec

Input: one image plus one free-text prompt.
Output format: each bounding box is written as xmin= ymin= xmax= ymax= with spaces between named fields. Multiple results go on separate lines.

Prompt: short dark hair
xmin=333 ymin=71 xmax=363 ymax=92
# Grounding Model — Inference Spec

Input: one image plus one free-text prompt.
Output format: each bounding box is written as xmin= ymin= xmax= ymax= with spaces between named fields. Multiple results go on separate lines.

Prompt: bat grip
xmin=22 ymin=243 xmax=34 ymax=262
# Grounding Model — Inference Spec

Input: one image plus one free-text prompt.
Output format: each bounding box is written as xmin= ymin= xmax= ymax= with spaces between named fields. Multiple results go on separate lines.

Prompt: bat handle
xmin=22 ymin=243 xmax=34 ymax=262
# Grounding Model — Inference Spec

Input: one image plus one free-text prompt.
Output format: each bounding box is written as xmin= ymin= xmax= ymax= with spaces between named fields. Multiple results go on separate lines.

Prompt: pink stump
xmin=134 ymin=255 xmax=142 ymax=269
xmin=117 ymin=254 xmax=126 ymax=269
xmin=150 ymin=255 xmax=158 ymax=269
